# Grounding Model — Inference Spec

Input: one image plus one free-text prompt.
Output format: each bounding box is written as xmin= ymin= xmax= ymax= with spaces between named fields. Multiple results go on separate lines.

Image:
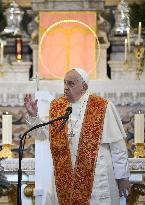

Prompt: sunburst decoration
xmin=39 ymin=19 xmax=100 ymax=77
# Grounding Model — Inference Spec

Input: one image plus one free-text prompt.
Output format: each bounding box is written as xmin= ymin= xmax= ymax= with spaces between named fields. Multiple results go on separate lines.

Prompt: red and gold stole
xmin=49 ymin=95 xmax=108 ymax=205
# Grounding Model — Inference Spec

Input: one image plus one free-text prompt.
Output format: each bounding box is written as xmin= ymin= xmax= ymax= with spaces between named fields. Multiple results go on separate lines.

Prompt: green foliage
xmin=129 ymin=3 xmax=145 ymax=29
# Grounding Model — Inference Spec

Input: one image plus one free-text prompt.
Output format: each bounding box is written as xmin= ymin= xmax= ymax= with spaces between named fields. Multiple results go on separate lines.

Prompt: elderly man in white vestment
xmin=24 ymin=68 xmax=130 ymax=205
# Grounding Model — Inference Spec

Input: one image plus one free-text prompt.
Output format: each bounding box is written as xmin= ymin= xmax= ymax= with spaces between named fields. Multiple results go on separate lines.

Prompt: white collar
xmin=71 ymin=92 xmax=89 ymax=106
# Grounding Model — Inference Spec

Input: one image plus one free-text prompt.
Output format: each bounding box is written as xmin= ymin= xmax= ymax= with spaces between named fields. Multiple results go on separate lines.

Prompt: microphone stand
xmin=17 ymin=112 xmax=71 ymax=205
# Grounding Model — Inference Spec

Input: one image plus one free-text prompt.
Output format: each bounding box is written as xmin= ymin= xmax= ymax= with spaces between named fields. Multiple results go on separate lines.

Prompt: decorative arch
xmin=38 ymin=11 xmax=99 ymax=79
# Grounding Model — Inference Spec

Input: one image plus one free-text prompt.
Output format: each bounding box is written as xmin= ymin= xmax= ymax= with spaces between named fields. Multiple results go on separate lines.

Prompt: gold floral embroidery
xmin=49 ymin=95 xmax=108 ymax=205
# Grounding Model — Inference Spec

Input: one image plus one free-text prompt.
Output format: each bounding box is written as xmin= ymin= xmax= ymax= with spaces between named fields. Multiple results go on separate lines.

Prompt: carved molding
xmin=1 ymin=158 xmax=35 ymax=175
xmin=31 ymin=0 xmax=104 ymax=11
xmin=128 ymin=158 xmax=145 ymax=172
xmin=0 ymin=80 xmax=145 ymax=106
xmin=1 ymin=158 xmax=145 ymax=173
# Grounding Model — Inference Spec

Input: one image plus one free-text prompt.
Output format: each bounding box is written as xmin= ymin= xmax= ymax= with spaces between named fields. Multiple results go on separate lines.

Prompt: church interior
xmin=0 ymin=0 xmax=145 ymax=204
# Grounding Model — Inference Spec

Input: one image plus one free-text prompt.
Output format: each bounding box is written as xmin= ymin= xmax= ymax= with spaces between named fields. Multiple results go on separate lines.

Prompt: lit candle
xmin=124 ymin=38 xmax=128 ymax=61
xmin=127 ymin=28 xmax=131 ymax=52
xmin=134 ymin=113 xmax=144 ymax=143
xmin=138 ymin=22 xmax=141 ymax=45
xmin=2 ymin=113 xmax=12 ymax=144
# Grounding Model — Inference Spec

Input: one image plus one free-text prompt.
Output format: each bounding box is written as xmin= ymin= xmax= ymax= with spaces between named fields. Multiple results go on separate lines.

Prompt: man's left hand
xmin=117 ymin=179 xmax=131 ymax=197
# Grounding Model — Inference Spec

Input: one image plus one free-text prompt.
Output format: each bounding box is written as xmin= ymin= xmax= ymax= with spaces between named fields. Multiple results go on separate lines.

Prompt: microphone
xmin=59 ymin=106 xmax=72 ymax=131
xmin=17 ymin=106 xmax=72 ymax=205
xmin=64 ymin=106 xmax=72 ymax=119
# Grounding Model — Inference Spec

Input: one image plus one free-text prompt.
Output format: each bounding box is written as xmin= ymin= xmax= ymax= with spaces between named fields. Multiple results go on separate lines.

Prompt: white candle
xmin=138 ymin=22 xmax=141 ymax=45
xmin=0 ymin=39 xmax=6 ymax=65
xmin=2 ymin=113 xmax=12 ymax=144
xmin=127 ymin=28 xmax=131 ymax=52
xmin=134 ymin=113 xmax=144 ymax=143
xmin=124 ymin=39 xmax=128 ymax=61
xmin=0 ymin=40 xmax=4 ymax=65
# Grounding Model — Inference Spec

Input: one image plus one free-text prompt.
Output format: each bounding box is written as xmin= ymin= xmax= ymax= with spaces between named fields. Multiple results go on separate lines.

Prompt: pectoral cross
xmin=68 ymin=130 xmax=75 ymax=144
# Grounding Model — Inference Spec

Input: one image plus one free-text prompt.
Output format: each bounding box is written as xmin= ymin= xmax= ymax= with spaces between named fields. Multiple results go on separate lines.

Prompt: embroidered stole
xmin=49 ymin=95 xmax=108 ymax=205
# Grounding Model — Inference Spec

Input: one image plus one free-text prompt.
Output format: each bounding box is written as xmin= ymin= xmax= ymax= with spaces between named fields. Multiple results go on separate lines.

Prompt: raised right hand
xmin=24 ymin=94 xmax=38 ymax=117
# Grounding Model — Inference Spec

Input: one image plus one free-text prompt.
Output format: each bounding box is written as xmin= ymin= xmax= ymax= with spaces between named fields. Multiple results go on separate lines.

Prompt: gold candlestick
xmin=134 ymin=143 xmax=145 ymax=158
xmin=134 ymin=44 xmax=145 ymax=80
xmin=123 ymin=22 xmax=145 ymax=79
xmin=0 ymin=144 xmax=13 ymax=159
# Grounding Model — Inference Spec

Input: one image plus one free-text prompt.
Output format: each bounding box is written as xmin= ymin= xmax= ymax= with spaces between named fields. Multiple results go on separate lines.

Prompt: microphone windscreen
xmin=66 ymin=106 xmax=72 ymax=114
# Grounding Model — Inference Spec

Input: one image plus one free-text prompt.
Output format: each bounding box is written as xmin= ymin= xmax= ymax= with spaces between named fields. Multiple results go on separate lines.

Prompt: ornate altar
xmin=128 ymin=158 xmax=145 ymax=205
xmin=0 ymin=1 xmax=145 ymax=205
xmin=1 ymin=158 xmax=145 ymax=205
xmin=0 ymin=158 xmax=34 ymax=205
